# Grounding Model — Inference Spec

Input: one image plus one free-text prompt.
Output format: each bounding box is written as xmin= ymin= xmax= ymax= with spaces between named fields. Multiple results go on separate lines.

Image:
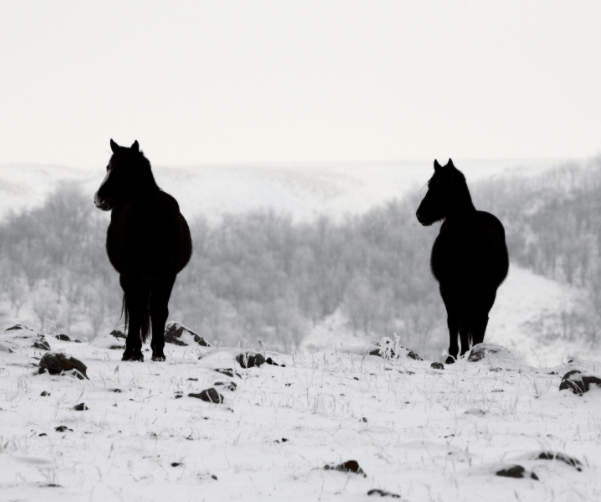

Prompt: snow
xmin=0 ymin=328 xmax=600 ymax=501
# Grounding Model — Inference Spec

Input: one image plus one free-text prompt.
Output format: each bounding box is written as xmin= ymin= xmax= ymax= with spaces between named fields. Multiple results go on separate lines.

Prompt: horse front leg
xmin=120 ymin=275 xmax=149 ymax=362
xmin=149 ymin=275 xmax=176 ymax=361
xmin=440 ymin=285 xmax=460 ymax=364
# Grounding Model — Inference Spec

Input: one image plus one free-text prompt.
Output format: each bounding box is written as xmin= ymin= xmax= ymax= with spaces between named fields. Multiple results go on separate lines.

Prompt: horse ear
xmin=110 ymin=139 xmax=119 ymax=153
xmin=447 ymin=158 xmax=455 ymax=168
xmin=434 ymin=159 xmax=442 ymax=171
xmin=131 ymin=140 xmax=140 ymax=152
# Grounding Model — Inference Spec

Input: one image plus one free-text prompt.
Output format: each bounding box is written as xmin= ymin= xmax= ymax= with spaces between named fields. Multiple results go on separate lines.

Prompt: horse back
xmin=431 ymin=210 xmax=509 ymax=289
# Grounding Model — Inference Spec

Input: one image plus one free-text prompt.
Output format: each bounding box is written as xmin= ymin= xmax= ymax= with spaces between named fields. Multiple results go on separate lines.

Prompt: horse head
xmin=416 ymin=159 xmax=466 ymax=225
xmin=94 ymin=139 xmax=148 ymax=211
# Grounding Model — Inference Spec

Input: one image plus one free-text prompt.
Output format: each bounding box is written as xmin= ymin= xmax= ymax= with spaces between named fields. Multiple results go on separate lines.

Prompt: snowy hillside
xmin=0 ymin=159 xmax=560 ymax=222
xmin=0 ymin=326 xmax=599 ymax=502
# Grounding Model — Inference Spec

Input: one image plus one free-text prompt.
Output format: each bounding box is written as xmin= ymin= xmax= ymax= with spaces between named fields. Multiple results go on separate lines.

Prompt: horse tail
xmin=121 ymin=288 xmax=151 ymax=343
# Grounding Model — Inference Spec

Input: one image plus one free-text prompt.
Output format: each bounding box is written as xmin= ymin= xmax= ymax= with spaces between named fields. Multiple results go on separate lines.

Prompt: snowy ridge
xmin=0 ymin=158 xmax=559 ymax=222
xmin=0 ymin=330 xmax=599 ymax=501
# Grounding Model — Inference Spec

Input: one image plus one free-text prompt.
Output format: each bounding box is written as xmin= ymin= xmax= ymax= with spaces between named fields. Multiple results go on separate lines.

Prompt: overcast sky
xmin=0 ymin=1 xmax=599 ymax=168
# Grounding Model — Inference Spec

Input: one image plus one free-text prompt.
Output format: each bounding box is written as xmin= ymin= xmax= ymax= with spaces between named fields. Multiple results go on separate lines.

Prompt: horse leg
xmin=441 ymin=286 xmax=460 ymax=364
xmin=459 ymin=313 xmax=471 ymax=358
xmin=120 ymin=275 xmax=150 ymax=362
xmin=149 ymin=275 xmax=176 ymax=362
xmin=472 ymin=291 xmax=496 ymax=346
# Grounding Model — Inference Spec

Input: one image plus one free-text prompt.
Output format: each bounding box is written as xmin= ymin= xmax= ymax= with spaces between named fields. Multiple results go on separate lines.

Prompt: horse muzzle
xmin=94 ymin=192 xmax=112 ymax=211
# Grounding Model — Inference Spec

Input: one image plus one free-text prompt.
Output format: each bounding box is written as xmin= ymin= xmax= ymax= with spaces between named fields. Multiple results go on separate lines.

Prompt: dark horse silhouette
xmin=416 ymin=159 xmax=509 ymax=364
xmin=94 ymin=140 xmax=192 ymax=361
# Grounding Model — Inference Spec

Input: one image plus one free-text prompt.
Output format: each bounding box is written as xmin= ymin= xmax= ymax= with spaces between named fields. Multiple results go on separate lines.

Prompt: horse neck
xmin=447 ymin=182 xmax=476 ymax=219
xmin=132 ymin=169 xmax=161 ymax=206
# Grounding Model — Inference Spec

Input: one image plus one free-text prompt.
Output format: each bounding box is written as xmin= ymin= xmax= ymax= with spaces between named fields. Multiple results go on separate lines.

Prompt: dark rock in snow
xmin=559 ymin=370 xmax=601 ymax=395
xmin=236 ymin=352 xmax=266 ymax=368
xmin=215 ymin=368 xmax=242 ymax=378
xmin=468 ymin=343 xmax=513 ymax=362
xmin=40 ymin=391 xmax=50 ymax=396
xmin=73 ymin=403 xmax=88 ymax=411
xmin=33 ymin=338 xmax=51 ymax=351
xmin=38 ymin=352 xmax=89 ymax=380
xmin=369 ymin=339 xmax=422 ymax=361
xmin=55 ymin=334 xmax=71 ymax=341
xmin=324 ymin=460 xmax=366 ymax=477
xmin=164 ymin=322 xmax=211 ymax=347
xmin=214 ymin=381 xmax=237 ymax=391
xmin=5 ymin=324 xmax=30 ymax=331
xmin=265 ymin=357 xmax=285 ymax=367
xmin=171 ymin=462 xmax=183 ymax=467
xmin=496 ymin=465 xmax=538 ymax=480
xmin=109 ymin=328 xmax=126 ymax=339
xmin=54 ymin=425 xmax=72 ymax=432
xmin=431 ymin=362 xmax=444 ymax=370
xmin=189 ymin=388 xmax=224 ymax=403
xmin=367 ymin=488 xmax=401 ymax=498
xmin=536 ymin=451 xmax=582 ymax=471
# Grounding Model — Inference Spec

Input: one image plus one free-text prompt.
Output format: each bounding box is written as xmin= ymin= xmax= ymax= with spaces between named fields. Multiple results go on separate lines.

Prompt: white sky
xmin=0 ymin=1 xmax=600 ymax=168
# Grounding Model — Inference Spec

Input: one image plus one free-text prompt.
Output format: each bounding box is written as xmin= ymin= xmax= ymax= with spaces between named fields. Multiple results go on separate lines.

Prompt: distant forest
xmin=1 ymin=156 xmax=600 ymax=354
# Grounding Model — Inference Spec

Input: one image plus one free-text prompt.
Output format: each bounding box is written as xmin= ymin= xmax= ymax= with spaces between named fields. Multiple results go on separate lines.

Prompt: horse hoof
xmin=122 ymin=352 xmax=144 ymax=362
xmin=151 ymin=355 xmax=166 ymax=362
xmin=445 ymin=356 xmax=456 ymax=365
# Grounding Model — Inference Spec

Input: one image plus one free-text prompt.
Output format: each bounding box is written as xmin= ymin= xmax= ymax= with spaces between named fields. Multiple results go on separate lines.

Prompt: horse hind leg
xmin=149 ymin=275 xmax=176 ymax=362
xmin=120 ymin=275 xmax=150 ymax=362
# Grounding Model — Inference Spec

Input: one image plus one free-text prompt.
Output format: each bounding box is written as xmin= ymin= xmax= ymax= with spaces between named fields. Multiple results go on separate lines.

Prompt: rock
xmin=464 ymin=408 xmax=487 ymax=416
xmin=367 ymin=489 xmax=401 ymax=498
xmin=164 ymin=322 xmax=210 ymax=347
xmin=109 ymin=328 xmax=126 ymax=339
xmin=369 ymin=338 xmax=422 ymax=360
xmin=5 ymin=324 xmax=30 ymax=331
xmin=40 ymin=391 xmax=50 ymax=396
xmin=55 ymin=334 xmax=71 ymax=341
xmin=559 ymin=370 xmax=601 ymax=395
xmin=324 ymin=460 xmax=366 ymax=477
xmin=266 ymin=357 xmax=285 ymax=367
xmin=189 ymin=388 xmax=224 ymax=403
xmin=236 ymin=352 xmax=266 ymax=368
xmin=73 ymin=403 xmax=88 ymax=411
xmin=496 ymin=465 xmax=538 ymax=480
xmin=468 ymin=343 xmax=514 ymax=363
xmin=38 ymin=352 xmax=89 ymax=380
xmin=215 ymin=368 xmax=242 ymax=378
xmin=33 ymin=338 xmax=51 ymax=350
xmin=54 ymin=425 xmax=72 ymax=432
xmin=214 ymin=381 xmax=237 ymax=391
xmin=431 ymin=362 xmax=444 ymax=370
xmin=536 ymin=451 xmax=582 ymax=471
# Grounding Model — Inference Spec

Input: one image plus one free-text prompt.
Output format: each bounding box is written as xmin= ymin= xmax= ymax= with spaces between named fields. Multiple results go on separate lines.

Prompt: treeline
xmin=0 ymin=183 xmax=446 ymax=355
xmin=472 ymin=156 xmax=601 ymax=347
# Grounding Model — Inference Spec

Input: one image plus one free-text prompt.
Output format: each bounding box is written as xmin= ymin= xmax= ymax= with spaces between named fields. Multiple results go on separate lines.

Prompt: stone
xmin=496 ymin=465 xmax=538 ymax=480
xmin=369 ymin=338 xmax=422 ymax=361
xmin=214 ymin=381 xmax=237 ymax=391
xmin=536 ymin=451 xmax=582 ymax=471
xmin=266 ymin=357 xmax=285 ymax=367
xmin=431 ymin=362 xmax=444 ymax=370
xmin=468 ymin=343 xmax=514 ymax=363
xmin=559 ymin=370 xmax=601 ymax=395
xmin=73 ymin=403 xmax=88 ymax=411
xmin=5 ymin=324 xmax=30 ymax=331
xmin=324 ymin=460 xmax=366 ymax=477
xmin=367 ymin=489 xmax=401 ymax=498
xmin=189 ymin=388 xmax=224 ymax=403
xmin=164 ymin=322 xmax=210 ymax=347
xmin=55 ymin=334 xmax=71 ymax=341
xmin=38 ymin=352 xmax=89 ymax=380
xmin=54 ymin=425 xmax=72 ymax=432
xmin=33 ymin=338 xmax=51 ymax=350
xmin=215 ymin=368 xmax=242 ymax=378
xmin=236 ymin=352 xmax=266 ymax=369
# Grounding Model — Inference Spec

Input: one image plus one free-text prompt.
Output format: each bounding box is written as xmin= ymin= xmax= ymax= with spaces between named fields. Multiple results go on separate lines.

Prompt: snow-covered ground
xmin=0 ymin=326 xmax=599 ymax=502
xmin=0 ymin=158 xmax=561 ymax=222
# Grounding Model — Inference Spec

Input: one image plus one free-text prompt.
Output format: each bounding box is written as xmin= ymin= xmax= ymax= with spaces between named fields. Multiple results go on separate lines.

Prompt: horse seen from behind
xmin=416 ymin=159 xmax=509 ymax=364
xmin=94 ymin=139 xmax=192 ymax=361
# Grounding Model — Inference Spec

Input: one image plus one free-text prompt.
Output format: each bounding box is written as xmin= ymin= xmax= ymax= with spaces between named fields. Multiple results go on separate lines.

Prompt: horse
xmin=416 ymin=159 xmax=509 ymax=364
xmin=94 ymin=139 xmax=192 ymax=361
